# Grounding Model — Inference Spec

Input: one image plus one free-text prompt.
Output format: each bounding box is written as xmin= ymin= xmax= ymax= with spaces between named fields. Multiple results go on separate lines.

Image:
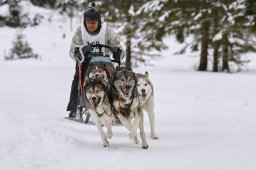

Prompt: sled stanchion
xmin=78 ymin=63 xmax=83 ymax=93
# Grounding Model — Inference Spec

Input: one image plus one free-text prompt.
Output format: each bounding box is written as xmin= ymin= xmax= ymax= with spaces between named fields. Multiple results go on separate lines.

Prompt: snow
xmin=0 ymin=3 xmax=9 ymax=17
xmin=138 ymin=1 xmax=164 ymax=14
xmin=159 ymin=11 xmax=171 ymax=22
xmin=1 ymin=6 xmax=256 ymax=170
xmin=213 ymin=30 xmax=223 ymax=41
xmin=194 ymin=13 xmax=202 ymax=21
xmin=128 ymin=5 xmax=135 ymax=17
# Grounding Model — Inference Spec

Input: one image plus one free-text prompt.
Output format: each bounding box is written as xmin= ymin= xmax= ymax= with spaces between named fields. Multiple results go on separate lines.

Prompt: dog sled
xmin=65 ymin=43 xmax=121 ymax=124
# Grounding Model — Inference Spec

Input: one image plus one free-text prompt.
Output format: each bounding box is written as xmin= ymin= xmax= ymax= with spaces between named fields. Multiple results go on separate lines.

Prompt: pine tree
xmin=94 ymin=0 xmax=150 ymax=67
xmin=245 ymin=0 xmax=256 ymax=33
xmin=5 ymin=0 xmax=40 ymax=28
xmin=6 ymin=0 xmax=22 ymax=27
xmin=141 ymin=0 xmax=256 ymax=72
xmin=5 ymin=30 xmax=38 ymax=60
xmin=30 ymin=0 xmax=57 ymax=8
xmin=56 ymin=0 xmax=80 ymax=31
xmin=214 ymin=0 xmax=256 ymax=72
xmin=138 ymin=1 xmax=204 ymax=67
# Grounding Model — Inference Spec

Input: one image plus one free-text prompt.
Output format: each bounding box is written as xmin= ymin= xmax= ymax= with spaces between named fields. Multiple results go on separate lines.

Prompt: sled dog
xmin=84 ymin=76 xmax=115 ymax=147
xmin=136 ymin=72 xmax=158 ymax=139
xmin=88 ymin=65 xmax=110 ymax=85
xmin=110 ymin=66 xmax=148 ymax=149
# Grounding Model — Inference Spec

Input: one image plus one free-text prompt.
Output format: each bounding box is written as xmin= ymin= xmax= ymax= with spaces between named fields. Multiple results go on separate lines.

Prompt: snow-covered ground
xmin=1 ymin=6 xmax=256 ymax=170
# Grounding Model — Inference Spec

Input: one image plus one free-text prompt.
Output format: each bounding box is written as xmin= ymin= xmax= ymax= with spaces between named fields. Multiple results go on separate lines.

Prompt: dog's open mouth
xmin=121 ymin=88 xmax=130 ymax=97
xmin=91 ymin=98 xmax=101 ymax=109
xmin=140 ymin=93 xmax=147 ymax=101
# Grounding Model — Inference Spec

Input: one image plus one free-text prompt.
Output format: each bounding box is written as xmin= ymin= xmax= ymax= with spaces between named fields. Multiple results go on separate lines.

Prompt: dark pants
xmin=66 ymin=62 xmax=89 ymax=112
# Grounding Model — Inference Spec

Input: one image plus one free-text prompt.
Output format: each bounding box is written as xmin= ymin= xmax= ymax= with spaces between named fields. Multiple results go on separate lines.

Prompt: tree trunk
xmin=125 ymin=12 xmax=132 ymax=68
xmin=222 ymin=33 xmax=230 ymax=72
xmin=125 ymin=33 xmax=132 ymax=67
xmin=198 ymin=20 xmax=210 ymax=71
xmin=212 ymin=4 xmax=219 ymax=72
xmin=213 ymin=42 xmax=219 ymax=72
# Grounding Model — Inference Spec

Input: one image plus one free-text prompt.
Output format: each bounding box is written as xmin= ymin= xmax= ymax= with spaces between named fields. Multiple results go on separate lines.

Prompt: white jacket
xmin=69 ymin=22 xmax=122 ymax=61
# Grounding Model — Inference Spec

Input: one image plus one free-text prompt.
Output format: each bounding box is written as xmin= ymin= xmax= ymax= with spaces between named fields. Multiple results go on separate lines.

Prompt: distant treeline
xmin=1 ymin=0 xmax=256 ymax=72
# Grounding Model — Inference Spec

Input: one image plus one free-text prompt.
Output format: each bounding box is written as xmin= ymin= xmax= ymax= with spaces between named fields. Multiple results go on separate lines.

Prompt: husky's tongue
xmin=92 ymin=99 xmax=100 ymax=108
xmin=121 ymin=88 xmax=130 ymax=97
xmin=93 ymin=103 xmax=98 ymax=108
xmin=141 ymin=94 xmax=147 ymax=101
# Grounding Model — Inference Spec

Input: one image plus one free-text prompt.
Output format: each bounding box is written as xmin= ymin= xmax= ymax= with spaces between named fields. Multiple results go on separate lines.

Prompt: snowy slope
xmin=1 ymin=6 xmax=256 ymax=170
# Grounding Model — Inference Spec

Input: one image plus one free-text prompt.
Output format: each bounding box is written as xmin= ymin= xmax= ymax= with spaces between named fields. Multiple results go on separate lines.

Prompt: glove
xmin=82 ymin=45 xmax=92 ymax=56
xmin=74 ymin=47 xmax=82 ymax=61
xmin=113 ymin=53 xmax=120 ymax=63
xmin=111 ymin=47 xmax=122 ymax=62
xmin=110 ymin=47 xmax=121 ymax=54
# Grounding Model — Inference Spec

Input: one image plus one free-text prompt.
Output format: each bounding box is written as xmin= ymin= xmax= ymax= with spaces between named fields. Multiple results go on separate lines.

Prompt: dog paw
xmin=103 ymin=141 xmax=109 ymax=147
xmin=129 ymin=134 xmax=135 ymax=141
xmin=142 ymin=144 xmax=149 ymax=149
xmin=129 ymin=131 xmax=137 ymax=140
xmin=107 ymin=132 xmax=112 ymax=139
xmin=151 ymin=135 xmax=159 ymax=139
xmin=133 ymin=136 xmax=140 ymax=144
xmin=151 ymin=133 xmax=159 ymax=139
xmin=103 ymin=143 xmax=109 ymax=147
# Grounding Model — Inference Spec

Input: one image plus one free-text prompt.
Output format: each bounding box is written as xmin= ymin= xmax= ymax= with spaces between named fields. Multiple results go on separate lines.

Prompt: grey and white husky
xmin=84 ymin=77 xmax=115 ymax=147
xmin=88 ymin=65 xmax=110 ymax=85
xmin=110 ymin=66 xmax=148 ymax=149
xmin=136 ymin=72 xmax=158 ymax=139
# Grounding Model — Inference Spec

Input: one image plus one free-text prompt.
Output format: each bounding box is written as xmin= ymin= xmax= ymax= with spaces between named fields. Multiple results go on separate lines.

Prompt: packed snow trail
xmin=0 ymin=59 xmax=256 ymax=170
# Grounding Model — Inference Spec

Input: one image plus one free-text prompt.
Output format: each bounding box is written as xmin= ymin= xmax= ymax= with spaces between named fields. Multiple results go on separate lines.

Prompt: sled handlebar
xmin=89 ymin=44 xmax=112 ymax=50
xmin=74 ymin=44 xmax=121 ymax=65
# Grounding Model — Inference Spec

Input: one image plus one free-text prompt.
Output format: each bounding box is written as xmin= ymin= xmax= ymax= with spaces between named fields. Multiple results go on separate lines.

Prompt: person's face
xmin=86 ymin=20 xmax=99 ymax=34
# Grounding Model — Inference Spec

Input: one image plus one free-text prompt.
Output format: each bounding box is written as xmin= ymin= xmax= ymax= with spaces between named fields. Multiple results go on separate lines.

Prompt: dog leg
xmin=130 ymin=112 xmax=141 ymax=144
xmin=106 ymin=123 xmax=113 ymax=139
xmin=139 ymin=113 xmax=149 ymax=149
xmin=127 ymin=118 xmax=139 ymax=144
xmin=91 ymin=112 xmax=109 ymax=147
xmin=95 ymin=120 xmax=109 ymax=147
xmin=117 ymin=114 xmax=132 ymax=131
xmin=132 ymin=135 xmax=139 ymax=144
xmin=146 ymin=109 xmax=158 ymax=139
xmin=105 ymin=107 xmax=114 ymax=139
xmin=117 ymin=114 xmax=139 ymax=143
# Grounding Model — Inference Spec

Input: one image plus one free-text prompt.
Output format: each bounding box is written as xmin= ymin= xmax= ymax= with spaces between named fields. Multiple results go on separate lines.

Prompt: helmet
xmin=84 ymin=2 xmax=101 ymax=21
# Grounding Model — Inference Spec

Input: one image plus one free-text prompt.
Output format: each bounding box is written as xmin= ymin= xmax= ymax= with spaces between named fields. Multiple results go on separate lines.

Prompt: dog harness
xmin=93 ymin=109 xmax=112 ymax=118
xmin=110 ymin=67 xmax=138 ymax=118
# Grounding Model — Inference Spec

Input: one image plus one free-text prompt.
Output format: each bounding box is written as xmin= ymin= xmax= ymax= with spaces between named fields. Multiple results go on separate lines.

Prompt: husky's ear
xmin=126 ymin=65 xmax=133 ymax=71
xmin=145 ymin=71 xmax=149 ymax=77
xmin=95 ymin=74 xmax=101 ymax=82
xmin=88 ymin=77 xmax=94 ymax=84
xmin=115 ymin=66 xmax=120 ymax=71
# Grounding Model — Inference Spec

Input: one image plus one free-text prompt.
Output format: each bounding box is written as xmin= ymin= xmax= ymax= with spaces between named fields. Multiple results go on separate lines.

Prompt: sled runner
xmin=64 ymin=116 xmax=122 ymax=126
xmin=64 ymin=116 xmax=95 ymax=125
